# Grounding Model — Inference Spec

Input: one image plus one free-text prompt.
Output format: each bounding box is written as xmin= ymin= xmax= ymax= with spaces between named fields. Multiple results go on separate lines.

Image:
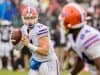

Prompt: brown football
xmin=11 ymin=28 xmax=22 ymax=45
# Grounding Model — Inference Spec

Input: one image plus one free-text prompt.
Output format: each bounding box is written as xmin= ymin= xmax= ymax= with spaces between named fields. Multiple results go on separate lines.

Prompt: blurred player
xmin=59 ymin=3 xmax=100 ymax=75
xmin=0 ymin=20 xmax=13 ymax=70
xmin=19 ymin=6 xmax=60 ymax=75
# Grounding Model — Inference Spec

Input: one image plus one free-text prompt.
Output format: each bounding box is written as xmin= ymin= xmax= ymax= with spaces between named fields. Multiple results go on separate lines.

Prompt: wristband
xmin=28 ymin=43 xmax=38 ymax=52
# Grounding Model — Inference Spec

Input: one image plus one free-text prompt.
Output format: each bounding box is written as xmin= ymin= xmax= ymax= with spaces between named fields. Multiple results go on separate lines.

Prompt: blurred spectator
xmin=46 ymin=0 xmax=61 ymax=29
xmin=39 ymin=0 xmax=61 ymax=30
xmin=38 ymin=0 xmax=50 ymax=26
xmin=87 ymin=3 xmax=100 ymax=31
xmin=2 ymin=0 xmax=23 ymax=28
xmin=57 ymin=0 xmax=67 ymax=6
xmin=47 ymin=0 xmax=61 ymax=16
xmin=22 ymin=0 xmax=39 ymax=9
xmin=0 ymin=20 xmax=13 ymax=70
xmin=39 ymin=0 xmax=50 ymax=13
xmin=94 ymin=3 xmax=100 ymax=19
xmin=75 ymin=0 xmax=84 ymax=3
xmin=0 ymin=0 xmax=11 ymax=19
xmin=87 ymin=0 xmax=99 ymax=14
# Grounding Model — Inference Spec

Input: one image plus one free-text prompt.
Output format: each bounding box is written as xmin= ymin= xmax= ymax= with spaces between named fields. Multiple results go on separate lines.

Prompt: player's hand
xmin=11 ymin=39 xmax=17 ymax=45
xmin=21 ymin=36 xmax=29 ymax=46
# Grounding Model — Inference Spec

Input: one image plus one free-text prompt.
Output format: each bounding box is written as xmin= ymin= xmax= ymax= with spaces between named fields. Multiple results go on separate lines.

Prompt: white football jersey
xmin=21 ymin=23 xmax=57 ymax=62
xmin=68 ymin=25 xmax=100 ymax=75
xmin=68 ymin=25 xmax=100 ymax=61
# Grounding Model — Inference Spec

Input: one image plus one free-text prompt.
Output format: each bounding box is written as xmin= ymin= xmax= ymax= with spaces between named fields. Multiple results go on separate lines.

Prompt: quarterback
xmin=59 ymin=3 xmax=100 ymax=75
xmin=20 ymin=6 xmax=60 ymax=75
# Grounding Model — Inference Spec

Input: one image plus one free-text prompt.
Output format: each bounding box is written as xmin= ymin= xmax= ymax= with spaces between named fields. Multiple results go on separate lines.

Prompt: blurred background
xmin=0 ymin=0 xmax=99 ymax=75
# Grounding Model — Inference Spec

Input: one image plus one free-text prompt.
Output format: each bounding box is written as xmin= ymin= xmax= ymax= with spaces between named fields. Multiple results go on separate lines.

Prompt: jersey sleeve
xmin=81 ymin=27 xmax=100 ymax=59
xmin=79 ymin=27 xmax=100 ymax=50
xmin=82 ymin=32 xmax=100 ymax=49
xmin=36 ymin=24 xmax=49 ymax=38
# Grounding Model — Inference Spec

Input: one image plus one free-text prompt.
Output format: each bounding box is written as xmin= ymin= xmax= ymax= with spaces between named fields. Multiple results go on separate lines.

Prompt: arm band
xmin=28 ymin=43 xmax=38 ymax=52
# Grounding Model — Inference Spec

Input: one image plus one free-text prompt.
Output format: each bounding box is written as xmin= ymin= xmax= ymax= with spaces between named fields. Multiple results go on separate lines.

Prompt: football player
xmin=20 ymin=5 xmax=60 ymax=75
xmin=59 ymin=3 xmax=100 ymax=75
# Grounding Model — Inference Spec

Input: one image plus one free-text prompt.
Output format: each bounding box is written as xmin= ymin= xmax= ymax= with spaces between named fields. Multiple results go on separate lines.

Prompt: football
xmin=11 ymin=28 xmax=22 ymax=45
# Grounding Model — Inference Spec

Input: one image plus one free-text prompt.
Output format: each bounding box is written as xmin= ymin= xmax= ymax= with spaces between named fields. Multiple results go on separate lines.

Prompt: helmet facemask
xmin=22 ymin=15 xmax=38 ymax=25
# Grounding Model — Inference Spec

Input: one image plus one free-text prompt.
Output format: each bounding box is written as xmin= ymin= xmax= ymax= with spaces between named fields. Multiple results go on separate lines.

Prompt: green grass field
xmin=0 ymin=70 xmax=90 ymax=75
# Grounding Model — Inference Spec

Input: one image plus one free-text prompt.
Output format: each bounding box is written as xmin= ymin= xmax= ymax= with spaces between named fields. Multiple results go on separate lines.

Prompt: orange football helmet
xmin=20 ymin=5 xmax=38 ymax=17
xmin=59 ymin=3 xmax=86 ymax=29
xmin=20 ymin=5 xmax=38 ymax=25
